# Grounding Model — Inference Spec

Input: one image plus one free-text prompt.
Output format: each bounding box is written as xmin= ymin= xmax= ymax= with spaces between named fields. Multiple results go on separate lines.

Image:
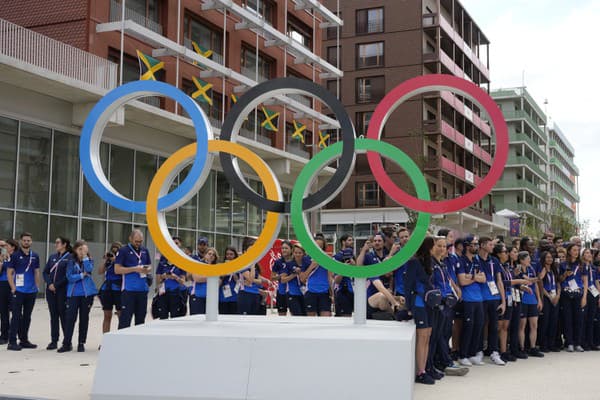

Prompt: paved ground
xmin=1 ymin=299 xmax=599 ymax=399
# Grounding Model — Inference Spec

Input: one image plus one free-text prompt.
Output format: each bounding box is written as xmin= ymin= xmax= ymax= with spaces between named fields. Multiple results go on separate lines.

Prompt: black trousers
xmin=510 ymin=302 xmax=522 ymax=354
xmin=158 ymin=291 xmax=185 ymax=319
xmin=46 ymin=287 xmax=67 ymax=343
xmin=237 ymin=291 xmax=261 ymax=315
xmin=9 ymin=291 xmax=36 ymax=344
xmin=539 ymin=296 xmax=559 ymax=350
xmin=460 ymin=301 xmax=483 ymax=358
xmin=219 ymin=301 xmax=238 ymax=315
xmin=118 ymin=291 xmax=147 ymax=329
xmin=482 ymin=299 xmax=500 ymax=353
xmin=63 ymin=296 xmax=93 ymax=346
xmin=560 ymin=294 xmax=584 ymax=346
xmin=189 ymin=295 xmax=206 ymax=315
xmin=584 ymin=293 xmax=598 ymax=348
xmin=0 ymin=281 xmax=11 ymax=340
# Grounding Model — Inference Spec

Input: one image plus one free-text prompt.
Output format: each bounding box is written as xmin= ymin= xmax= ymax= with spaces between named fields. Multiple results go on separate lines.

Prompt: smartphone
xmin=554 ymin=258 xmax=560 ymax=264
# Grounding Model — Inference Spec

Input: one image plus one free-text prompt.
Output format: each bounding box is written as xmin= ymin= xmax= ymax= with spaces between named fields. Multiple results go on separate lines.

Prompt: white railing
xmin=183 ymin=38 xmax=224 ymax=65
xmin=109 ymin=0 xmax=163 ymax=35
xmin=288 ymin=93 xmax=312 ymax=108
xmin=241 ymin=66 xmax=269 ymax=83
xmin=0 ymin=18 xmax=117 ymax=91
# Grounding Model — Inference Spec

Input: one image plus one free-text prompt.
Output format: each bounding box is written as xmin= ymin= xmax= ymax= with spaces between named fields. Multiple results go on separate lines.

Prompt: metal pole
xmin=119 ymin=0 xmax=125 ymax=86
xmin=206 ymin=276 xmax=219 ymax=321
xmin=353 ymin=278 xmax=367 ymax=325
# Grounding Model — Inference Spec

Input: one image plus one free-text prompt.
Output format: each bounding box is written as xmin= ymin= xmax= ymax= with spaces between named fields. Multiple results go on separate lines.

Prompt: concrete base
xmin=91 ymin=316 xmax=415 ymax=400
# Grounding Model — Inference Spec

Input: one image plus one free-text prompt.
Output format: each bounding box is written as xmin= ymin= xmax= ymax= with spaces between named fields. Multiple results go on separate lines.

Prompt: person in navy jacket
xmin=156 ymin=237 xmax=187 ymax=319
xmin=98 ymin=242 xmax=122 ymax=335
xmin=332 ymin=234 xmax=355 ymax=317
xmin=301 ymin=234 xmax=333 ymax=317
xmin=271 ymin=241 xmax=294 ymax=316
xmin=580 ymin=248 xmax=597 ymax=350
xmin=559 ymin=243 xmax=588 ymax=352
xmin=0 ymin=239 xmax=18 ymax=345
xmin=115 ymin=229 xmax=152 ymax=329
xmin=219 ymin=247 xmax=240 ymax=315
xmin=58 ymin=240 xmax=97 ymax=353
xmin=537 ymin=250 xmax=561 ymax=352
xmin=189 ymin=247 xmax=218 ymax=315
xmin=42 ymin=237 xmax=72 ymax=350
xmin=7 ymin=233 xmax=41 ymax=351
xmin=515 ymin=251 xmax=544 ymax=357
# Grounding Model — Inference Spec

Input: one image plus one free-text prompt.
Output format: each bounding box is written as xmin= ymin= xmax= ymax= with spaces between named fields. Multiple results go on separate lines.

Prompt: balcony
xmin=550 ymin=173 xmax=579 ymax=201
xmin=493 ymin=179 xmax=547 ymax=200
xmin=240 ymin=66 xmax=269 ymax=83
xmin=509 ymin=132 xmax=548 ymax=161
xmin=439 ymin=91 xmax=491 ymax=137
xmin=422 ymin=13 xmax=490 ymax=80
xmin=0 ymin=18 xmax=117 ymax=92
xmin=496 ymin=201 xmax=545 ymax=221
xmin=549 ymin=139 xmax=579 ymax=174
xmin=506 ymin=155 xmax=547 ymax=180
xmin=502 ymin=110 xmax=546 ymax=139
xmin=440 ymin=120 xmax=492 ymax=165
xmin=109 ymin=0 xmax=162 ymax=35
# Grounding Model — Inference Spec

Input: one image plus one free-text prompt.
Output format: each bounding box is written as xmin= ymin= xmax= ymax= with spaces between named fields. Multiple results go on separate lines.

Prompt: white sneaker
xmin=458 ymin=358 xmax=473 ymax=367
xmin=490 ymin=351 xmax=506 ymax=366
xmin=469 ymin=356 xmax=485 ymax=366
xmin=475 ymin=351 xmax=484 ymax=363
xmin=445 ymin=363 xmax=469 ymax=376
xmin=566 ymin=345 xmax=574 ymax=352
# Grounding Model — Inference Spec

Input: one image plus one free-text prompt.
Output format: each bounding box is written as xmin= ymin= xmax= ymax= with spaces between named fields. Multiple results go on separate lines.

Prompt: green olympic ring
xmin=290 ymin=138 xmax=431 ymax=278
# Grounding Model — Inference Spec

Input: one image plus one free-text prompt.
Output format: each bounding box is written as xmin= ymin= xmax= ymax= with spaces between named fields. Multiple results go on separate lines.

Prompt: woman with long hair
xmin=537 ymin=250 xmax=561 ymax=352
xmin=581 ymin=248 xmax=598 ymax=350
xmin=558 ymin=243 xmax=588 ymax=352
xmin=42 ymin=237 xmax=72 ymax=350
xmin=59 ymin=240 xmax=97 ymax=353
xmin=405 ymin=236 xmax=437 ymax=384
xmin=237 ymin=238 xmax=263 ymax=316
xmin=271 ymin=241 xmax=294 ymax=316
xmin=300 ymin=236 xmax=333 ymax=317
xmin=516 ymin=251 xmax=543 ymax=357
xmin=280 ymin=243 xmax=311 ymax=316
xmin=218 ymin=247 xmax=239 ymax=315
xmin=189 ymin=247 xmax=218 ymax=315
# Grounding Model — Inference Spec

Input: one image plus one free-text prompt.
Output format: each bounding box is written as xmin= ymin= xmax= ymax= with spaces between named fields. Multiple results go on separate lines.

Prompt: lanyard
xmin=488 ymin=260 xmax=494 ymax=279
xmin=435 ymin=264 xmax=447 ymax=290
xmin=128 ymin=244 xmax=143 ymax=266
xmin=50 ymin=252 xmax=69 ymax=274
xmin=547 ymin=270 xmax=555 ymax=289
xmin=502 ymin=263 xmax=512 ymax=281
xmin=589 ymin=264 xmax=594 ymax=282
xmin=23 ymin=251 xmax=33 ymax=273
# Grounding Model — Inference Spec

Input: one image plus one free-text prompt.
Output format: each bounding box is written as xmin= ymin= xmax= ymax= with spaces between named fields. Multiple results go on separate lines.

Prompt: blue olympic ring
xmin=79 ymin=81 xmax=213 ymax=213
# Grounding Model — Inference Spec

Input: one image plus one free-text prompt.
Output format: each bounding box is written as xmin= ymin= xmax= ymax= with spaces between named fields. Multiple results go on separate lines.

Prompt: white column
xmin=353 ymin=278 xmax=367 ymax=325
xmin=206 ymin=276 xmax=219 ymax=321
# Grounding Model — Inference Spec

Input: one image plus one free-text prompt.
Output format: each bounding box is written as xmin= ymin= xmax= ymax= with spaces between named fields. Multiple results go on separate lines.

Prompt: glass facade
xmin=0 ymin=114 xmax=297 ymax=266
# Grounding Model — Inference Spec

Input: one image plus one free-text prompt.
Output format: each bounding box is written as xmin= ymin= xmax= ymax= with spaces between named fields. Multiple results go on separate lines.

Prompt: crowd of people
xmin=0 ymin=227 xmax=599 ymax=386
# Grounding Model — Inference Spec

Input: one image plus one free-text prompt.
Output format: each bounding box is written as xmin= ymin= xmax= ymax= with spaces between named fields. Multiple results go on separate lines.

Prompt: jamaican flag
xmin=261 ymin=107 xmax=279 ymax=132
xmin=291 ymin=120 xmax=306 ymax=144
xmin=136 ymin=50 xmax=164 ymax=81
xmin=191 ymin=77 xmax=213 ymax=105
xmin=191 ymin=41 xmax=213 ymax=59
xmin=318 ymin=131 xmax=330 ymax=149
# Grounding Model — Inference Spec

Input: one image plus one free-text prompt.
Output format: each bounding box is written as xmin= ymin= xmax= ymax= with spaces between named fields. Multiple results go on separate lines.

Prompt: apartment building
xmin=548 ymin=123 xmax=579 ymax=229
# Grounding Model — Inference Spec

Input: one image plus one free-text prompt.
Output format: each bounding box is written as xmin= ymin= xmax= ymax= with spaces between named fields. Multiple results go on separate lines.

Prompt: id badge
xmin=550 ymin=289 xmax=557 ymax=298
xmin=234 ymin=281 xmax=241 ymax=294
xmin=568 ymin=279 xmax=579 ymax=292
xmin=15 ymin=274 xmax=24 ymax=287
xmin=300 ymin=285 xmax=308 ymax=295
xmin=589 ymin=285 xmax=600 ymax=298
xmin=507 ymin=294 xmax=513 ymax=307
xmin=159 ymin=283 xmax=166 ymax=295
xmin=512 ymin=288 xmax=521 ymax=303
xmin=139 ymin=264 xmax=147 ymax=279
xmin=222 ymin=284 xmax=233 ymax=298
xmin=487 ymin=281 xmax=499 ymax=296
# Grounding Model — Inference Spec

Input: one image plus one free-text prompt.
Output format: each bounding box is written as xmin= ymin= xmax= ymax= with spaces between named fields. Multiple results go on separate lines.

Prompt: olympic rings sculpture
xmin=79 ymin=75 xmax=508 ymax=278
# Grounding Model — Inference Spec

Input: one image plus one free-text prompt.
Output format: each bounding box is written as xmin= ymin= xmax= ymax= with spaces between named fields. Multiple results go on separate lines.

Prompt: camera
xmin=106 ymin=252 xmax=114 ymax=259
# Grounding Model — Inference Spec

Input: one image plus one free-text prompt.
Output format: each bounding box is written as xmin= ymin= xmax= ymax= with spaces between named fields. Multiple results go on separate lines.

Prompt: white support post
xmin=206 ymin=276 xmax=219 ymax=321
xmin=353 ymin=278 xmax=367 ymax=325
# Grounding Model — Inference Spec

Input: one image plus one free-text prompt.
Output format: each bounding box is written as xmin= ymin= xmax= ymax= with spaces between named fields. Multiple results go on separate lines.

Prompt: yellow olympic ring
xmin=146 ymin=140 xmax=284 ymax=276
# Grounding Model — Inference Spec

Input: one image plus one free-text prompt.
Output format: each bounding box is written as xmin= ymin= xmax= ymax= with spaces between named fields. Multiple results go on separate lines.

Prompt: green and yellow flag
xmin=291 ymin=120 xmax=306 ymax=144
xmin=192 ymin=41 xmax=213 ymax=59
xmin=231 ymin=93 xmax=238 ymax=107
xmin=191 ymin=77 xmax=213 ymax=105
xmin=261 ymin=107 xmax=279 ymax=132
xmin=136 ymin=50 xmax=164 ymax=81
xmin=318 ymin=131 xmax=330 ymax=149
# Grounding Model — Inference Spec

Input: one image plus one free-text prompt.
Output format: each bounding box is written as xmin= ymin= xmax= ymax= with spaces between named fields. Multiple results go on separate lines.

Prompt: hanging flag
xmin=509 ymin=218 xmax=520 ymax=237
xmin=191 ymin=41 xmax=213 ymax=59
xmin=318 ymin=131 xmax=330 ymax=149
xmin=191 ymin=77 xmax=213 ymax=105
xmin=291 ymin=120 xmax=306 ymax=144
xmin=136 ymin=50 xmax=164 ymax=81
xmin=231 ymin=93 xmax=238 ymax=107
xmin=261 ymin=107 xmax=279 ymax=132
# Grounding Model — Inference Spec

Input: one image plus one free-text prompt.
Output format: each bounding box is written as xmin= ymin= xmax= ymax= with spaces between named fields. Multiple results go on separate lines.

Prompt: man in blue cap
xmin=195 ymin=237 xmax=209 ymax=259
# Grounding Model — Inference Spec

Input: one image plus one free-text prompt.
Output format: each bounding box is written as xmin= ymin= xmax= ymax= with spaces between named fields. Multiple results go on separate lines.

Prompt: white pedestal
xmin=91 ymin=316 xmax=415 ymax=400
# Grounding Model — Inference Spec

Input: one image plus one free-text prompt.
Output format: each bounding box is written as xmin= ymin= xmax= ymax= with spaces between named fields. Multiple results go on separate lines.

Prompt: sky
xmin=460 ymin=0 xmax=600 ymax=237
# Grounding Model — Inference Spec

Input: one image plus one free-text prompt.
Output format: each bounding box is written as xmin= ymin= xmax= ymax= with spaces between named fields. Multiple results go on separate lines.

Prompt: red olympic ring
xmin=366 ymin=74 xmax=509 ymax=214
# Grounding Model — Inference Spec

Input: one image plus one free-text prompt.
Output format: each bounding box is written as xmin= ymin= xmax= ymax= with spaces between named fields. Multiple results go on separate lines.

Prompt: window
xmin=51 ymin=131 xmax=79 ymax=215
xmin=241 ymin=45 xmax=275 ymax=82
xmin=326 ymin=46 xmax=340 ymax=66
xmin=356 ymin=8 xmax=384 ymax=34
xmin=356 ymin=112 xmax=373 ymax=136
xmin=125 ymin=0 xmax=159 ymax=23
xmin=184 ymin=14 xmax=224 ymax=64
xmin=286 ymin=122 xmax=312 ymax=158
xmin=0 ymin=116 xmax=17 ymax=208
xmin=17 ymin=122 xmax=51 ymax=212
xmin=356 ymin=76 xmax=385 ymax=103
xmin=108 ymin=48 xmax=163 ymax=107
xmin=357 ymin=42 xmax=384 ymax=68
xmin=243 ymin=0 xmax=276 ymax=26
xmin=326 ymin=80 xmax=340 ymax=97
xmin=287 ymin=14 xmax=312 ymax=48
xmin=326 ymin=11 xmax=341 ymax=40
xmin=356 ymin=182 xmax=382 ymax=208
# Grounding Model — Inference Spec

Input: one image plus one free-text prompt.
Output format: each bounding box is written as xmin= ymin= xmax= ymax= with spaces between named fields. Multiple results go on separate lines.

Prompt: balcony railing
xmin=493 ymin=179 xmax=547 ymax=200
xmin=240 ymin=66 xmax=269 ymax=83
xmin=509 ymin=132 xmax=548 ymax=161
xmin=109 ymin=0 xmax=162 ymax=35
xmin=496 ymin=201 xmax=546 ymax=220
xmin=183 ymin=38 xmax=224 ymax=65
xmin=501 ymin=110 xmax=545 ymax=139
xmin=548 ymin=140 xmax=579 ymax=174
xmin=288 ymin=93 xmax=312 ymax=108
xmin=506 ymin=155 xmax=547 ymax=180
xmin=0 ymin=18 xmax=117 ymax=91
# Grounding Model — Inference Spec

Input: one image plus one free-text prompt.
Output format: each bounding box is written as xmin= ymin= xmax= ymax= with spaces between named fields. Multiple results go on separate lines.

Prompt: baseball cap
xmin=197 ymin=237 xmax=208 ymax=245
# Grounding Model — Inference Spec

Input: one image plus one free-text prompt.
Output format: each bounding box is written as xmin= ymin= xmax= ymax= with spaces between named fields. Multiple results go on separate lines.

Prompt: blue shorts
xmin=305 ymin=291 xmax=331 ymax=313
xmin=412 ymin=307 xmax=431 ymax=329
xmin=520 ymin=303 xmax=539 ymax=318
